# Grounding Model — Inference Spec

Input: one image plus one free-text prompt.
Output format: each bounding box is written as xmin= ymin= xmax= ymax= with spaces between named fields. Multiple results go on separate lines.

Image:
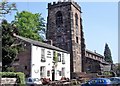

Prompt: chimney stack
xmin=94 ymin=50 xmax=96 ymax=53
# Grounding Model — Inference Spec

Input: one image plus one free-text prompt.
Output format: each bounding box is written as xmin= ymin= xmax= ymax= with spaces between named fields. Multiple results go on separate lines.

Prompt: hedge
xmin=103 ymin=71 xmax=112 ymax=76
xmin=0 ymin=72 xmax=26 ymax=86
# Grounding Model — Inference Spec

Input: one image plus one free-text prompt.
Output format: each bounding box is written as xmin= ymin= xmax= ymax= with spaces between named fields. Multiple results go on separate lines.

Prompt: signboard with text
xmin=1 ymin=78 xmax=17 ymax=85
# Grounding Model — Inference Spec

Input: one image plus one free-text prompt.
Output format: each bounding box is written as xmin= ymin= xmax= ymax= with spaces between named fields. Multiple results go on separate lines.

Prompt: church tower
xmin=46 ymin=0 xmax=85 ymax=77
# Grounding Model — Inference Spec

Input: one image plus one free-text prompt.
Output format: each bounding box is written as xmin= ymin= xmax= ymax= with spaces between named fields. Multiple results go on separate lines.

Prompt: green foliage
xmin=53 ymin=51 xmax=58 ymax=63
xmin=0 ymin=0 xmax=17 ymax=16
xmin=104 ymin=43 xmax=113 ymax=63
xmin=53 ymin=51 xmax=58 ymax=67
xmin=103 ymin=71 xmax=112 ymax=76
xmin=12 ymin=11 xmax=45 ymax=41
xmin=2 ymin=11 xmax=45 ymax=71
xmin=16 ymin=72 xmax=26 ymax=86
xmin=6 ymin=67 xmax=15 ymax=72
xmin=1 ymin=20 xmax=22 ymax=71
xmin=0 ymin=72 xmax=26 ymax=86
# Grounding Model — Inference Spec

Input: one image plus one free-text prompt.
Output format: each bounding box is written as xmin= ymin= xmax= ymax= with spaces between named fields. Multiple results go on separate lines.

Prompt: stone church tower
xmin=46 ymin=0 xmax=85 ymax=78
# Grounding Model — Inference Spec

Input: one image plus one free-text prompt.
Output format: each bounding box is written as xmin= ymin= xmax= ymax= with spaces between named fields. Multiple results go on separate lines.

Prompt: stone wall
xmin=12 ymin=42 xmax=31 ymax=77
xmin=47 ymin=1 xmax=84 ymax=78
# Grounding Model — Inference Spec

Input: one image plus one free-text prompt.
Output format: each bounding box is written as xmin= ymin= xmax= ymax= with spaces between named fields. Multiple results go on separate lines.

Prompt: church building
xmin=46 ymin=0 xmax=109 ymax=78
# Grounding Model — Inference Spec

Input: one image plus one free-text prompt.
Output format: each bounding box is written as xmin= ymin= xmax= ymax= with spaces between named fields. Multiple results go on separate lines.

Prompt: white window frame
xmin=40 ymin=66 xmax=45 ymax=78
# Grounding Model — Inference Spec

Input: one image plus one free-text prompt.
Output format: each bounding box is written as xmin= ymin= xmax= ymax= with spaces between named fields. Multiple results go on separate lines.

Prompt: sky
xmin=3 ymin=1 xmax=118 ymax=63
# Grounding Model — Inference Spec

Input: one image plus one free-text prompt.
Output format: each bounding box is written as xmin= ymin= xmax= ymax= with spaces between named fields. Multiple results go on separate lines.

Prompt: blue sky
xmin=4 ymin=1 xmax=118 ymax=63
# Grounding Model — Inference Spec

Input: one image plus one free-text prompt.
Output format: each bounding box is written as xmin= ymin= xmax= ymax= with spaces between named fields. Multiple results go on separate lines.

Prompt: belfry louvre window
xmin=75 ymin=13 xmax=78 ymax=26
xmin=41 ymin=48 xmax=46 ymax=62
xmin=75 ymin=13 xmax=79 ymax=36
xmin=56 ymin=11 xmax=63 ymax=26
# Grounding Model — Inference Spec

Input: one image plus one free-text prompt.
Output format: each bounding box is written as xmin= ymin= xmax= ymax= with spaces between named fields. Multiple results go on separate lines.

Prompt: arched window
xmin=56 ymin=11 xmax=63 ymax=26
xmin=75 ymin=13 xmax=79 ymax=42
xmin=75 ymin=13 xmax=78 ymax=26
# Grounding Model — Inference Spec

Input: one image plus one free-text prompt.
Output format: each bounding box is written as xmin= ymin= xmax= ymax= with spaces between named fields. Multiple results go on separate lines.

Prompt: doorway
xmin=52 ymin=69 xmax=55 ymax=81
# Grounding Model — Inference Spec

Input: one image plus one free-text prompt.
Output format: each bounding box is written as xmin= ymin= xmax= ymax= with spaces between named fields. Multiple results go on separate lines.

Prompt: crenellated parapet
xmin=48 ymin=0 xmax=81 ymax=12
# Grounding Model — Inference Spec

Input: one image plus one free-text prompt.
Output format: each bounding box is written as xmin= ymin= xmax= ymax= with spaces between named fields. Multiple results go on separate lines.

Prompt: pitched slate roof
xmin=85 ymin=49 xmax=104 ymax=58
xmin=14 ymin=34 xmax=69 ymax=53
xmin=85 ymin=49 xmax=109 ymax=65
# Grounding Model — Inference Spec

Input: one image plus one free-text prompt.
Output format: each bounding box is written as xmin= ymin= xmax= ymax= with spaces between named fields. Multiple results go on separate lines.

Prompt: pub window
xmin=47 ymin=50 xmax=51 ymax=58
xmin=58 ymin=53 xmax=61 ymax=62
xmin=59 ymin=71 xmax=61 ymax=76
xmin=62 ymin=53 xmax=65 ymax=64
xmin=56 ymin=11 xmax=63 ymax=26
xmin=62 ymin=67 xmax=65 ymax=76
xmin=47 ymin=70 xmax=50 ymax=77
xmin=40 ymin=66 xmax=45 ymax=78
xmin=41 ymin=48 xmax=46 ymax=62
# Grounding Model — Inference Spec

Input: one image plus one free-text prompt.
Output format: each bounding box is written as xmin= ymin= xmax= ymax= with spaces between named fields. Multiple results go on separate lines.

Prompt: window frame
xmin=62 ymin=53 xmax=65 ymax=64
xmin=56 ymin=11 xmax=63 ymax=26
xmin=40 ymin=66 xmax=45 ymax=77
xmin=41 ymin=48 xmax=46 ymax=62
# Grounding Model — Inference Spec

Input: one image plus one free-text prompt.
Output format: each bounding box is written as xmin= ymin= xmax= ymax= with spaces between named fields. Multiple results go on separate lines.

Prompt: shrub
xmin=0 ymin=72 xmax=26 ymax=86
xmin=103 ymin=71 xmax=112 ymax=76
xmin=6 ymin=67 xmax=15 ymax=72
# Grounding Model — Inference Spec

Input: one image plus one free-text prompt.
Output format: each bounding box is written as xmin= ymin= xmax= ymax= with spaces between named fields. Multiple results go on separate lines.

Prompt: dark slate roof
xmin=85 ymin=49 xmax=104 ymax=58
xmin=85 ymin=49 xmax=109 ymax=65
xmin=14 ymin=34 xmax=69 ymax=53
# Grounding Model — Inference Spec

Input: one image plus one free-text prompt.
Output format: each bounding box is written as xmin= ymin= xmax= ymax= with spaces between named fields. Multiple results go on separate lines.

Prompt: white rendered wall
xmin=30 ymin=45 xmax=70 ymax=80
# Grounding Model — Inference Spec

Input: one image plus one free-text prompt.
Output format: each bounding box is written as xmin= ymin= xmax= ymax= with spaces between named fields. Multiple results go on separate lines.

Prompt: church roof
xmin=85 ymin=49 xmax=104 ymax=58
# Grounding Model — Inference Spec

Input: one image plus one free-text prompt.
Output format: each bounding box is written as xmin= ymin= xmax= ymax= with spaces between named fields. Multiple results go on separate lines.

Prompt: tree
xmin=0 ymin=0 xmax=17 ymax=71
xmin=12 ymin=11 xmax=45 ymax=41
xmin=0 ymin=0 xmax=16 ymax=16
xmin=2 ymin=11 xmax=45 ymax=71
xmin=1 ymin=20 xmax=21 ymax=71
xmin=104 ymin=43 xmax=113 ymax=63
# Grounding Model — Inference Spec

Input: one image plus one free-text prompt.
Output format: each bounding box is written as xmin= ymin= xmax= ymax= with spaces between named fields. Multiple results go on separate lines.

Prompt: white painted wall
xmin=30 ymin=45 xmax=70 ymax=80
xmin=31 ymin=45 xmax=41 ymax=79
xmin=55 ymin=52 xmax=70 ymax=80
xmin=64 ymin=53 xmax=70 ymax=79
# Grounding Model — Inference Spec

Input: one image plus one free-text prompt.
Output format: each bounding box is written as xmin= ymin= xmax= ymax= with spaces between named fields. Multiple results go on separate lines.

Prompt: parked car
xmin=81 ymin=78 xmax=112 ymax=86
xmin=109 ymin=77 xmax=120 ymax=85
xmin=26 ymin=77 xmax=42 ymax=86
